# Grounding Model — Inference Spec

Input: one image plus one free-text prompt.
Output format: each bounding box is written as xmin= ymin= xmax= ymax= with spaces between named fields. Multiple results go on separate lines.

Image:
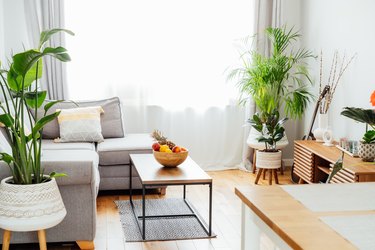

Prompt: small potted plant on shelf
xmin=248 ymin=109 xmax=288 ymax=169
xmin=341 ymin=91 xmax=375 ymax=162
xmin=0 ymin=29 xmax=73 ymax=236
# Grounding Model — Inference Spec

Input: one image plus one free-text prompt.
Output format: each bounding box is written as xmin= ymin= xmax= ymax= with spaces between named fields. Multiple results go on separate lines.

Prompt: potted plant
xmin=228 ymin=26 xmax=314 ymax=153
xmin=341 ymin=93 xmax=375 ymax=161
xmin=248 ymin=109 xmax=288 ymax=169
xmin=0 ymin=29 xmax=73 ymax=235
xmin=229 ymin=26 xmax=314 ymax=119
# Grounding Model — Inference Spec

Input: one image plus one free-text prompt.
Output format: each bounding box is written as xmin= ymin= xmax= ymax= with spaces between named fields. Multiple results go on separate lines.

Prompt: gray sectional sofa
xmin=0 ymin=97 xmax=154 ymax=248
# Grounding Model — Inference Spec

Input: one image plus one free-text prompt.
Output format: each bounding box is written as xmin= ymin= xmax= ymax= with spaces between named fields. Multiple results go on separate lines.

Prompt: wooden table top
xmin=129 ymin=154 xmax=212 ymax=185
xmin=234 ymin=185 xmax=372 ymax=250
xmin=295 ymin=140 xmax=375 ymax=174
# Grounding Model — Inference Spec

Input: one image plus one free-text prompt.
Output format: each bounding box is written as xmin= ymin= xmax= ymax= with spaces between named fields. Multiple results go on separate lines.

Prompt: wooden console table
xmin=294 ymin=140 xmax=375 ymax=184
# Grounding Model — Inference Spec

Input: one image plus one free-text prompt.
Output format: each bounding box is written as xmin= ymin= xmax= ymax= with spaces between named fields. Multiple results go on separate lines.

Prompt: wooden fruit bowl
xmin=153 ymin=150 xmax=188 ymax=167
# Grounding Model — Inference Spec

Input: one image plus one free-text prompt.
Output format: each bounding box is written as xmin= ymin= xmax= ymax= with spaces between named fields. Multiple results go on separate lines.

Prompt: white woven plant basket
xmin=0 ymin=176 xmax=66 ymax=231
xmin=256 ymin=150 xmax=282 ymax=169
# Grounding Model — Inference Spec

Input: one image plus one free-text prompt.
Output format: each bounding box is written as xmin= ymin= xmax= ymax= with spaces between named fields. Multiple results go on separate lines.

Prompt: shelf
xmin=317 ymin=166 xmax=330 ymax=175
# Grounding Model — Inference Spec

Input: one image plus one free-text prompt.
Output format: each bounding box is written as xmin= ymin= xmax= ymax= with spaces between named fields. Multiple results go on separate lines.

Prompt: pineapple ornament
xmin=151 ymin=130 xmax=176 ymax=149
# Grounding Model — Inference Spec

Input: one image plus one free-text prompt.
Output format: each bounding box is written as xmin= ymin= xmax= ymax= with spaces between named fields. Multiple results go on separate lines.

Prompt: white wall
xmin=0 ymin=0 xmax=5 ymax=63
xmin=300 ymin=0 xmax=375 ymax=142
xmin=1 ymin=0 xmax=29 ymax=61
xmin=278 ymin=0 xmax=303 ymax=161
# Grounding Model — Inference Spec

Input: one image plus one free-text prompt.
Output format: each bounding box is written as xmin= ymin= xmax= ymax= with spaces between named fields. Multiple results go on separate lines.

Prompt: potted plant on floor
xmin=248 ymin=109 xmax=287 ymax=183
xmin=0 ymin=29 xmax=73 ymax=242
xmin=228 ymin=26 xmax=314 ymax=151
xmin=341 ymin=91 xmax=375 ymax=161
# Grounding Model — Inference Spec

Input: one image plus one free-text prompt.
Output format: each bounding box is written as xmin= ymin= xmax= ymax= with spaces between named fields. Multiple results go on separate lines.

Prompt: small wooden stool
xmin=2 ymin=229 xmax=47 ymax=250
xmin=255 ymin=168 xmax=279 ymax=185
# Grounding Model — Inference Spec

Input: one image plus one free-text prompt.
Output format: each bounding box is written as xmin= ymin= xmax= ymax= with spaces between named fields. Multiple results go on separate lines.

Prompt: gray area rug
xmin=115 ymin=198 xmax=216 ymax=242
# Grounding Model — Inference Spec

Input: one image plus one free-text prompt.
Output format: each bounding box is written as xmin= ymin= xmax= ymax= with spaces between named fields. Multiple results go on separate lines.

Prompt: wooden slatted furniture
xmin=294 ymin=140 xmax=375 ymax=184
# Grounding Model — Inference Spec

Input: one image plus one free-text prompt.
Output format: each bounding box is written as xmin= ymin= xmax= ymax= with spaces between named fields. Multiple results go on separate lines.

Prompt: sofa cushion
xmin=42 ymin=139 xmax=95 ymax=151
xmin=35 ymin=97 xmax=124 ymax=139
xmin=56 ymin=106 xmax=104 ymax=143
xmin=97 ymin=134 xmax=153 ymax=166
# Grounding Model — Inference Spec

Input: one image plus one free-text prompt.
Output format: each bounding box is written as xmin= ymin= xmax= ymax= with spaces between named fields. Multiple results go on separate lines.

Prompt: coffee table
xmin=129 ymin=154 xmax=213 ymax=240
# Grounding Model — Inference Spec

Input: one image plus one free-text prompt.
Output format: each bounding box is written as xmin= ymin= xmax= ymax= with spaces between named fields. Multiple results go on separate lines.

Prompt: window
xmin=65 ymin=0 xmax=253 ymax=109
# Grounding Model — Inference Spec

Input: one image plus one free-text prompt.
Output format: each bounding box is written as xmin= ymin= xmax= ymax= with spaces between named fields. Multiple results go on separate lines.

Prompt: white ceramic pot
xmin=313 ymin=113 xmax=329 ymax=142
xmin=358 ymin=142 xmax=375 ymax=162
xmin=0 ymin=176 xmax=66 ymax=232
xmin=255 ymin=150 xmax=282 ymax=169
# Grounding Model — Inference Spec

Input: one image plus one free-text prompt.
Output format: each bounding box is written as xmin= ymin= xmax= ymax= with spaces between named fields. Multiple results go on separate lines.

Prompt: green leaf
xmin=26 ymin=132 xmax=40 ymax=143
xmin=32 ymin=111 xmax=60 ymax=135
xmin=6 ymin=66 xmax=20 ymax=91
xmin=25 ymin=91 xmax=47 ymax=108
xmin=39 ymin=29 xmax=75 ymax=49
xmin=44 ymin=100 xmax=64 ymax=113
xmin=363 ymin=130 xmax=375 ymax=143
xmin=0 ymin=114 xmax=14 ymax=127
xmin=49 ymin=171 xmax=68 ymax=179
xmin=43 ymin=47 xmax=71 ymax=62
xmin=12 ymin=50 xmax=44 ymax=77
xmin=0 ymin=152 xmax=14 ymax=164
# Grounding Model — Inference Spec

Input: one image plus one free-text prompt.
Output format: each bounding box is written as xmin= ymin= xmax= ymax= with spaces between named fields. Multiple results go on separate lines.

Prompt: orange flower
xmin=371 ymin=90 xmax=375 ymax=106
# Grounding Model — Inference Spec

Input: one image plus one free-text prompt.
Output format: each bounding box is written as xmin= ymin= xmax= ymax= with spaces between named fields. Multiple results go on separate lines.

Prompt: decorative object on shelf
xmin=151 ymin=130 xmax=188 ymax=167
xmin=341 ymin=91 xmax=375 ymax=162
xmin=318 ymin=51 xmax=357 ymax=114
xmin=336 ymin=139 xmax=359 ymax=157
xmin=322 ymin=126 xmax=334 ymax=146
xmin=248 ymin=109 xmax=287 ymax=184
xmin=312 ymin=51 xmax=356 ymax=142
xmin=0 ymin=28 xmax=74 ymax=248
xmin=313 ymin=113 xmax=329 ymax=142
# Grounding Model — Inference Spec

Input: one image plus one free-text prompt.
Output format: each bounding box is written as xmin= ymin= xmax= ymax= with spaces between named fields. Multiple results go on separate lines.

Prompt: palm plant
xmin=228 ymin=26 xmax=315 ymax=120
xmin=0 ymin=28 xmax=74 ymax=184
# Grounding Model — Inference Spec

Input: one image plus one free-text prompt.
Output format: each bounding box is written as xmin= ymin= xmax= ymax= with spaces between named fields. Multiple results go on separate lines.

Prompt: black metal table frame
xmin=129 ymin=158 xmax=212 ymax=240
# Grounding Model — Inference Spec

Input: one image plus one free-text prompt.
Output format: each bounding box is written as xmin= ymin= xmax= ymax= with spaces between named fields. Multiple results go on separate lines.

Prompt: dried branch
xmin=318 ymin=51 xmax=356 ymax=114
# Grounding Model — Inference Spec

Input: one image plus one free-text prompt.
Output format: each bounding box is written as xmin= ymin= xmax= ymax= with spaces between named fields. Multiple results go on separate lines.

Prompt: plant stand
xmin=2 ymin=229 xmax=47 ymax=250
xmin=0 ymin=177 xmax=66 ymax=250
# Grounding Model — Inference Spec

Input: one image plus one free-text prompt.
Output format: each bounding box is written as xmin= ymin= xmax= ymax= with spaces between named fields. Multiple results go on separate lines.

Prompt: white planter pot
xmin=358 ymin=142 xmax=375 ymax=162
xmin=255 ymin=150 xmax=282 ymax=169
xmin=0 ymin=176 xmax=66 ymax=232
xmin=313 ymin=113 xmax=329 ymax=142
xmin=247 ymin=127 xmax=289 ymax=150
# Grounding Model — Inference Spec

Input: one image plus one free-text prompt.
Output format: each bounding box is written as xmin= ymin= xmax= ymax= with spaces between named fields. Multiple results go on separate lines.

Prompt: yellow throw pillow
xmin=55 ymin=106 xmax=104 ymax=143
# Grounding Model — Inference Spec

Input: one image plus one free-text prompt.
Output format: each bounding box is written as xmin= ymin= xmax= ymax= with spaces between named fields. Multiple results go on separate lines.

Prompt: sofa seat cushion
xmin=42 ymin=140 xmax=95 ymax=151
xmin=97 ymin=134 xmax=153 ymax=166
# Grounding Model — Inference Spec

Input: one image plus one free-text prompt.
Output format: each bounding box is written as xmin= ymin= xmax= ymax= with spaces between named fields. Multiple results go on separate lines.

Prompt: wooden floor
xmin=8 ymin=169 xmax=292 ymax=250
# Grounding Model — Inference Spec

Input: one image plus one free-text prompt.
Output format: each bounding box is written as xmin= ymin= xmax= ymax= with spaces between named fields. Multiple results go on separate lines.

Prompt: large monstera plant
xmin=0 ymin=28 xmax=74 ymax=184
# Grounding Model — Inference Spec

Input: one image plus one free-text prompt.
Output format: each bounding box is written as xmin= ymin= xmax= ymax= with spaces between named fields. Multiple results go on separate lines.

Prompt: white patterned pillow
xmin=55 ymin=106 xmax=104 ymax=143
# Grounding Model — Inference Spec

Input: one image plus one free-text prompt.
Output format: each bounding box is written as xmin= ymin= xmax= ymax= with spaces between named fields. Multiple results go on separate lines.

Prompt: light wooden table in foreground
xmin=234 ymin=185 xmax=375 ymax=250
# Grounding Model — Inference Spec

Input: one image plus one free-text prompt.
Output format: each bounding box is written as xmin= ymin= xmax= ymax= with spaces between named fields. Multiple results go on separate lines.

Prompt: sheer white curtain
xmin=65 ymin=0 xmax=254 ymax=170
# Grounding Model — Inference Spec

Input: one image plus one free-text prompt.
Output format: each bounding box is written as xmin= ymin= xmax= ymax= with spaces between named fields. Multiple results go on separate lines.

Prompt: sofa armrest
xmin=41 ymin=149 xmax=99 ymax=186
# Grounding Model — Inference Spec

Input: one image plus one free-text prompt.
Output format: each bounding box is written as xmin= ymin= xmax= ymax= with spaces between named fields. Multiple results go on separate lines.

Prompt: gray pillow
xmin=34 ymin=97 xmax=124 ymax=139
